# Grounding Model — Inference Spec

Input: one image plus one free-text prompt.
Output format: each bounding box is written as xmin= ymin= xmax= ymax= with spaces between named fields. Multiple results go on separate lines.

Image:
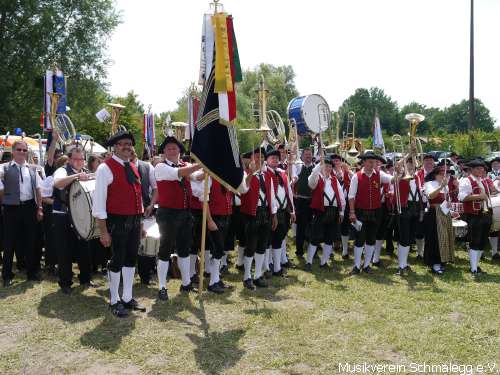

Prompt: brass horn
xmin=108 ymin=103 xmax=126 ymax=135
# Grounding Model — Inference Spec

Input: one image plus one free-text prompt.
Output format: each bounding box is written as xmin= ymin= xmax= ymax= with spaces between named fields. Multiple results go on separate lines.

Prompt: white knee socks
xmin=109 ymin=270 xmax=121 ymax=305
xmin=177 ymin=256 xmax=191 ymax=287
xmin=121 ymin=266 xmax=135 ymax=303
xmin=209 ymin=258 xmax=221 ymax=286
xmin=320 ymin=244 xmax=333 ymax=266
xmin=190 ymin=254 xmax=198 ymax=277
xmin=416 ymin=238 xmax=425 ymax=257
xmin=373 ymin=240 xmax=383 ymax=263
xmin=254 ymin=253 xmax=265 ymax=279
xmin=157 ymin=259 xmax=169 ymax=290
xmin=306 ymin=244 xmax=317 ymax=264
xmin=243 ymin=256 xmax=253 ymax=280
xmin=398 ymin=245 xmax=410 ymax=269
xmin=237 ymin=246 xmax=245 ymax=266
xmin=364 ymin=245 xmax=375 ymax=268
xmin=272 ymin=248 xmax=282 ymax=273
xmin=490 ymin=236 xmax=498 ymax=256
xmin=354 ymin=246 xmax=363 ymax=269
xmin=341 ymin=235 xmax=349 ymax=256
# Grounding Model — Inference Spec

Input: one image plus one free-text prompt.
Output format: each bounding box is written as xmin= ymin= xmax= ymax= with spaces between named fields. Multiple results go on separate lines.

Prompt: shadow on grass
xmin=0 ymin=280 xmax=35 ymax=299
xmin=38 ymin=290 xmax=105 ymax=323
xmin=237 ymin=274 xmax=301 ymax=303
xmin=80 ymin=312 xmax=137 ymax=353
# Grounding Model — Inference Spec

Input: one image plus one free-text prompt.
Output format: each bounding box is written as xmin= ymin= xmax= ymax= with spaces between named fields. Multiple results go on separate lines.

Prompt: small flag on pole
xmin=372 ymin=111 xmax=385 ymax=153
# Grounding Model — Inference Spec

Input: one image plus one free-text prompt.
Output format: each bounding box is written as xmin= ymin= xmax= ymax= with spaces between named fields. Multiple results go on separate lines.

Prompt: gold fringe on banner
xmin=212 ymin=13 xmax=233 ymax=93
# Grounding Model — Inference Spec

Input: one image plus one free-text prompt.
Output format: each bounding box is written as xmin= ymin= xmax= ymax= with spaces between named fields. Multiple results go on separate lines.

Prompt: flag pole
xmin=199 ymin=170 xmax=210 ymax=295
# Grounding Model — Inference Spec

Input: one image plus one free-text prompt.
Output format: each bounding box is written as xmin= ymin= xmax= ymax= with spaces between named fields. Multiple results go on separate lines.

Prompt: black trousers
xmin=2 ymin=202 xmax=38 ymax=280
xmin=53 ymin=213 xmax=91 ymax=288
xmin=354 ymin=208 xmax=382 ymax=247
xmin=192 ymin=209 xmax=209 ymax=255
xmin=395 ymin=208 xmax=414 ymax=247
xmin=466 ymin=212 xmax=492 ymax=250
xmin=294 ymin=197 xmax=312 ymax=255
xmin=376 ymin=207 xmax=395 ymax=252
xmin=310 ymin=207 xmax=339 ymax=246
xmin=270 ymin=209 xmax=290 ymax=249
xmin=339 ymin=199 xmax=351 ymax=237
xmin=157 ymin=207 xmax=192 ymax=261
xmin=42 ymin=204 xmax=57 ymax=268
xmin=107 ymin=214 xmax=141 ymax=273
xmin=244 ymin=208 xmax=271 ymax=257
xmin=209 ymin=215 xmax=231 ymax=259
xmin=225 ymin=206 xmax=246 ymax=250
xmin=89 ymin=238 xmax=109 ymax=272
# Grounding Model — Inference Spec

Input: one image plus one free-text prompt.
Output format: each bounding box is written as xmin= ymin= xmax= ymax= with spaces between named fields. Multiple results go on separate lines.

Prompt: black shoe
xmin=81 ymin=280 xmax=98 ymax=288
xmin=203 ymin=272 xmax=211 ymax=278
xmin=272 ymin=269 xmax=287 ymax=277
xmin=350 ymin=266 xmax=361 ymax=275
xmin=243 ymin=278 xmax=255 ymax=290
xmin=416 ymin=255 xmax=423 ymax=261
xmin=180 ymin=283 xmax=198 ymax=293
xmin=295 ymin=253 xmax=304 ymax=260
xmin=101 ymin=268 xmax=108 ymax=276
xmin=431 ymin=268 xmax=444 ymax=275
xmin=122 ymin=298 xmax=146 ymax=312
xmin=342 ymin=254 xmax=350 ymax=260
xmin=220 ymin=265 xmax=229 ymax=275
xmin=158 ymin=287 xmax=169 ymax=301
xmin=372 ymin=261 xmax=383 ymax=268
xmin=207 ymin=283 xmax=225 ymax=294
xmin=477 ymin=266 xmax=485 ymax=274
xmin=46 ymin=266 xmax=57 ymax=276
xmin=191 ymin=274 xmax=200 ymax=285
xmin=395 ymin=267 xmax=404 ymax=276
xmin=3 ymin=279 xmax=13 ymax=287
xmin=217 ymin=280 xmax=234 ymax=290
xmin=492 ymin=253 xmax=500 ymax=261
xmin=109 ymin=302 xmax=128 ymax=318
xmin=254 ymin=277 xmax=268 ymax=288
xmin=304 ymin=263 xmax=312 ymax=272
xmin=319 ymin=263 xmax=329 ymax=269
xmin=404 ymin=266 xmax=414 ymax=274
xmin=235 ymin=264 xmax=244 ymax=272
xmin=281 ymin=261 xmax=292 ymax=268
xmin=140 ymin=278 xmax=151 ymax=286
xmin=471 ymin=270 xmax=479 ymax=277
xmin=362 ymin=266 xmax=373 ymax=274
xmin=61 ymin=286 xmax=72 ymax=294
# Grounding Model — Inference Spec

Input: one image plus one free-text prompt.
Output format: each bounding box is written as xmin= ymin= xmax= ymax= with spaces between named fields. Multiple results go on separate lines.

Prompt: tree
xmin=340 ymin=87 xmax=400 ymax=138
xmin=0 ymin=0 xmax=120 ymax=133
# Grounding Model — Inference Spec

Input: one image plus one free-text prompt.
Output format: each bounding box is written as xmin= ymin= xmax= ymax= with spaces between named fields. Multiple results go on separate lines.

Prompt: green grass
xmin=0 ymin=244 xmax=499 ymax=375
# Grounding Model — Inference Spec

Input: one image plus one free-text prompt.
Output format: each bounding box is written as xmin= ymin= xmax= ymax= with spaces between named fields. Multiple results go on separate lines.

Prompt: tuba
xmin=108 ymin=103 xmax=127 ymax=135
xmin=404 ymin=113 xmax=425 ymax=170
xmin=265 ymin=109 xmax=286 ymax=146
xmin=49 ymin=92 xmax=76 ymax=145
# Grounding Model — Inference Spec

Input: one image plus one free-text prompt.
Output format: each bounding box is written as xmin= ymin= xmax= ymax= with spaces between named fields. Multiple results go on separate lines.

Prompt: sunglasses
xmin=15 ymin=148 xmax=28 ymax=152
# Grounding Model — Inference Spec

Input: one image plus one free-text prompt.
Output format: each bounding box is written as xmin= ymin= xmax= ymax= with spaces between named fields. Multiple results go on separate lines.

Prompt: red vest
xmin=354 ymin=171 xmax=382 ymax=210
xmin=310 ymin=174 xmax=342 ymax=212
xmin=190 ymin=194 xmax=203 ymax=211
xmin=429 ymin=192 xmax=445 ymax=205
xmin=397 ymin=180 xmax=411 ymax=208
xmin=265 ymin=168 xmax=293 ymax=211
xmin=463 ymin=176 xmax=487 ymax=215
xmin=157 ymin=161 xmax=192 ymax=209
xmin=240 ymin=170 xmax=273 ymax=217
xmin=209 ymin=179 xmax=233 ymax=216
xmin=104 ymin=158 xmax=143 ymax=216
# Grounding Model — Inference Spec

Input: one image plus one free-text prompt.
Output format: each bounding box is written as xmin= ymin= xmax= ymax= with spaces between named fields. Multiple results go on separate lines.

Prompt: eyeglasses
xmin=15 ymin=149 xmax=28 ymax=152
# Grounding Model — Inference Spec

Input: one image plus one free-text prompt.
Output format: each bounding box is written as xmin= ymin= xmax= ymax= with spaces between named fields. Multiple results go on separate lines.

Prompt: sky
xmin=107 ymin=0 xmax=500 ymax=125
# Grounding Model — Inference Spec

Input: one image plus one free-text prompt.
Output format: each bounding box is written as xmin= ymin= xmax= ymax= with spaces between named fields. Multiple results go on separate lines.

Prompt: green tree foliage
xmin=340 ymin=88 xmax=400 ymax=138
xmin=0 ymin=0 xmax=120 ymax=133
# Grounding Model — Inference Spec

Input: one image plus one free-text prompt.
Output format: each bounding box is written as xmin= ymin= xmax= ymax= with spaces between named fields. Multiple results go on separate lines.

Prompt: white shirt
xmin=424 ymin=180 xmax=448 ymax=199
xmin=40 ymin=176 xmax=54 ymax=198
xmin=0 ymin=161 xmax=42 ymax=201
xmin=269 ymin=167 xmax=295 ymax=213
xmin=251 ymin=166 xmax=278 ymax=214
xmin=292 ymin=162 xmax=313 ymax=181
xmin=154 ymin=159 xmax=184 ymax=182
xmin=92 ymin=155 xmax=131 ymax=220
xmin=348 ymin=168 xmax=393 ymax=200
xmin=408 ymin=179 xmax=420 ymax=202
xmin=458 ymin=174 xmax=489 ymax=205
xmin=308 ymin=163 xmax=345 ymax=210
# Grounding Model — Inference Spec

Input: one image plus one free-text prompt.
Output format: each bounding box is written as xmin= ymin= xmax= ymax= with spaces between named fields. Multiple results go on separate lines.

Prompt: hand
xmin=290 ymin=212 xmax=296 ymax=224
xmin=207 ymin=219 xmax=218 ymax=231
xmin=349 ymin=211 xmax=357 ymax=223
xmin=272 ymin=214 xmax=278 ymax=231
xmin=144 ymin=205 xmax=154 ymax=218
xmin=451 ymin=211 xmax=460 ymax=219
xmin=100 ymin=231 xmax=112 ymax=248
xmin=77 ymin=172 xmax=90 ymax=181
xmin=36 ymin=207 xmax=44 ymax=222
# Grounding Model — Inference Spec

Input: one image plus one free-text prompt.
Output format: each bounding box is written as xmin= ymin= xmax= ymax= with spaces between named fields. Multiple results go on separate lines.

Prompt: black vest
xmin=136 ymin=160 xmax=152 ymax=207
xmin=52 ymin=164 xmax=77 ymax=213
xmin=296 ymin=164 xmax=314 ymax=198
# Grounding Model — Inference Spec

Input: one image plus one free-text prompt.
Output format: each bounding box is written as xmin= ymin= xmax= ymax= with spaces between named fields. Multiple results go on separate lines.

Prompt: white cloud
xmin=108 ymin=0 xmax=500 ymax=125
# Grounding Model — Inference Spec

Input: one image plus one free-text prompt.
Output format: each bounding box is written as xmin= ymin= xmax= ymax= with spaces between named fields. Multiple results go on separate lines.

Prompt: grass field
xmin=0 ymin=244 xmax=499 ymax=375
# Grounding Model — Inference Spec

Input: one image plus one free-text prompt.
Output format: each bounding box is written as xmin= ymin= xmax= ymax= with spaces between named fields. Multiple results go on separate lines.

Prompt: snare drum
xmin=287 ymin=94 xmax=330 ymax=136
xmin=69 ymin=179 xmax=100 ymax=240
xmin=452 ymin=219 xmax=468 ymax=238
xmin=139 ymin=218 xmax=160 ymax=257
xmin=490 ymin=195 xmax=500 ymax=231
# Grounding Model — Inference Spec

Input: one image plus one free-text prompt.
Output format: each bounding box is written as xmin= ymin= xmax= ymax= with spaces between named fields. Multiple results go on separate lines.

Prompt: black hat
xmin=277 ymin=144 xmax=285 ymax=150
xmin=265 ymin=149 xmax=280 ymax=159
xmin=158 ymin=136 xmax=185 ymax=154
xmin=490 ymin=157 xmax=500 ymax=164
xmin=330 ymin=153 xmax=344 ymax=162
xmin=385 ymin=159 xmax=394 ymax=168
xmin=106 ymin=130 xmax=136 ymax=147
xmin=242 ymin=147 xmax=265 ymax=159
xmin=424 ymin=166 xmax=442 ymax=182
xmin=358 ymin=151 xmax=385 ymax=163
xmin=324 ymin=159 xmax=333 ymax=166
xmin=438 ymin=158 xmax=453 ymax=167
xmin=466 ymin=159 xmax=488 ymax=169
xmin=449 ymin=151 xmax=459 ymax=157
xmin=423 ymin=153 xmax=437 ymax=161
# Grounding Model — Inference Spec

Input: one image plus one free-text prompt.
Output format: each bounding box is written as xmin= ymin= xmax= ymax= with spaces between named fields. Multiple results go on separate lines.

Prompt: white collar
xmin=112 ymin=154 xmax=128 ymax=166
xmin=361 ymin=168 xmax=376 ymax=177
xmin=11 ymin=160 xmax=27 ymax=168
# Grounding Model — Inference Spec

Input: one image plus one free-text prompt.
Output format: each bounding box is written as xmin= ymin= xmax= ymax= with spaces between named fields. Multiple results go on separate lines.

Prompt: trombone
xmin=392 ymin=134 xmax=406 ymax=214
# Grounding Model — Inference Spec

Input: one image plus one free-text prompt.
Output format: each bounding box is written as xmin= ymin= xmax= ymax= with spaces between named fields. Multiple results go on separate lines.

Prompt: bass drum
xmin=69 ymin=179 xmax=100 ymax=240
xmin=490 ymin=195 xmax=500 ymax=232
xmin=287 ymin=94 xmax=330 ymax=136
xmin=452 ymin=219 xmax=468 ymax=239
